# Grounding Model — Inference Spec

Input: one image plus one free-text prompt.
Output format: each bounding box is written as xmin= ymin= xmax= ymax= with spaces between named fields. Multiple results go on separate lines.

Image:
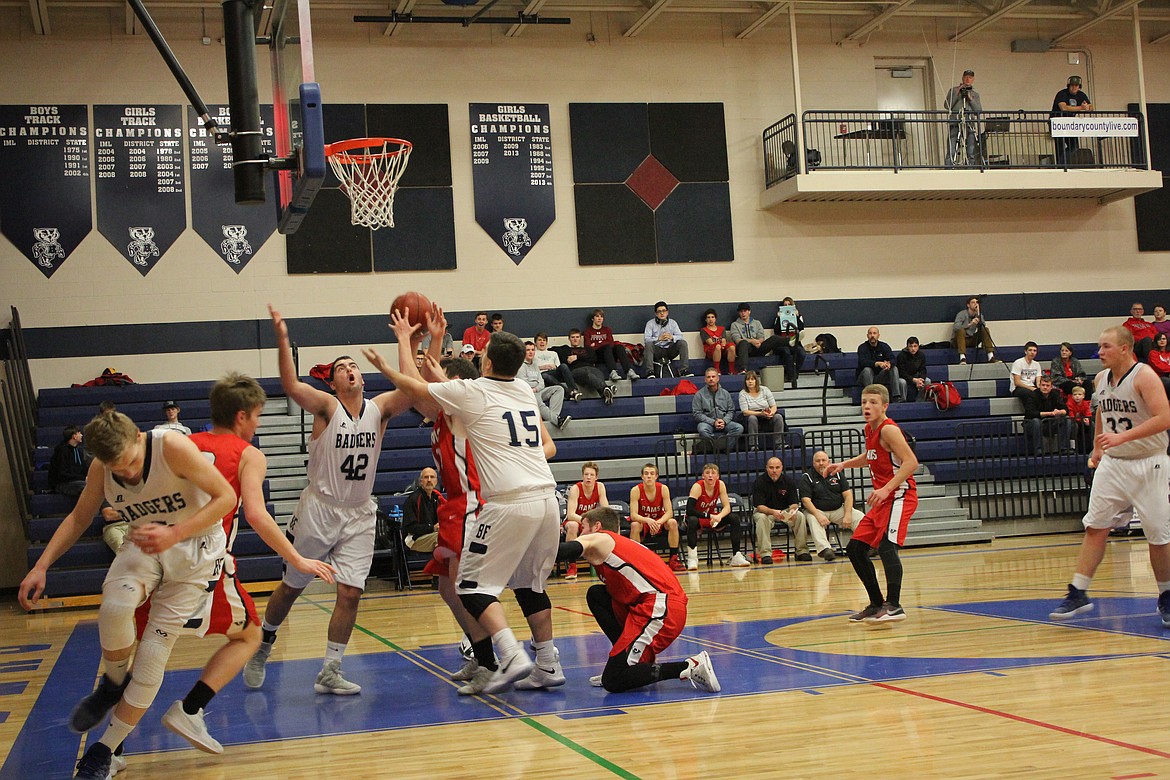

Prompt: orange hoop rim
xmin=325 ymin=137 xmax=413 ymax=165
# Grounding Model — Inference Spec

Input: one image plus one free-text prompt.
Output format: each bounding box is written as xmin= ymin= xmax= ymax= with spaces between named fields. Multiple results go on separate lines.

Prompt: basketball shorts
xmin=635 ymin=517 xmax=670 ymax=541
xmin=284 ymin=489 xmax=376 ymax=590
xmin=135 ymin=561 xmax=259 ymax=639
xmin=456 ymin=494 xmax=559 ymax=598
xmin=611 ymin=593 xmax=687 ymax=666
xmin=697 ymin=515 xmax=732 ymax=532
xmin=1083 ymin=452 xmax=1170 ymax=545
xmin=425 ymin=497 xmax=476 ymax=578
xmin=104 ymin=527 xmax=227 ymax=637
xmin=702 ymin=342 xmax=723 ymax=360
xmin=851 ymin=486 xmax=918 ymax=548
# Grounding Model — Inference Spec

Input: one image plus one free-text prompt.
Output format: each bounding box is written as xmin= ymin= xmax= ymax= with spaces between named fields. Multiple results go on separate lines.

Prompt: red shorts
xmin=635 ymin=520 xmax=670 ymax=541
xmin=135 ymin=567 xmax=259 ymax=639
xmin=424 ymin=499 xmax=474 ymax=577
xmin=697 ymin=516 xmax=732 ymax=532
xmin=702 ymin=342 xmax=726 ymax=360
xmin=851 ymin=487 xmax=917 ymax=548
xmin=610 ymin=595 xmax=687 ymax=665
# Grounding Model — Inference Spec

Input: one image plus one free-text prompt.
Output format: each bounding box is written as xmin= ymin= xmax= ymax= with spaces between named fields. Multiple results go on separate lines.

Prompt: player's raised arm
xmin=18 ymin=459 xmax=108 ymax=610
xmin=268 ymin=304 xmax=338 ymax=419
xmin=239 ymin=446 xmax=335 ymax=584
xmin=361 ymin=349 xmax=432 ymax=404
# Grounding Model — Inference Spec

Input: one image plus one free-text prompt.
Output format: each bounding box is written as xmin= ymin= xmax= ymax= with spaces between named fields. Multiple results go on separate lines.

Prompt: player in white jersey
xmin=365 ymin=329 xmax=564 ymax=695
xmin=1050 ymin=326 xmax=1170 ymax=625
xmin=19 ymin=412 xmax=235 ymax=780
xmin=244 ymin=305 xmax=414 ymax=695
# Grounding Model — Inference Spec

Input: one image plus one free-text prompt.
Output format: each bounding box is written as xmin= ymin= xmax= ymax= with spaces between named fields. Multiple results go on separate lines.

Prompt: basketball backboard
xmin=271 ymin=0 xmax=325 ymax=234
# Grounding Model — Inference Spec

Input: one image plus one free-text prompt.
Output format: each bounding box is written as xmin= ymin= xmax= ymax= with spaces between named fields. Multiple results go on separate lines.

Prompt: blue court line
xmin=0 ymin=713 xmax=7 ymax=725
xmin=0 ymin=662 xmax=40 ymax=674
xmin=0 ymin=645 xmax=50 ymax=655
xmin=0 ymin=683 xmax=29 ymax=697
xmin=0 ymin=628 xmax=95 ymax=780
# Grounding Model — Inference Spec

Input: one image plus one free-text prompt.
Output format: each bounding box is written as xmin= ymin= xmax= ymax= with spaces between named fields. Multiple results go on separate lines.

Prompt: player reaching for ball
xmin=243 ymin=305 xmax=415 ymax=696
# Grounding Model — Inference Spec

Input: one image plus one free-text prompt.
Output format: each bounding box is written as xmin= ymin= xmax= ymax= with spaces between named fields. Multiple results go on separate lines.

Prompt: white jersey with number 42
xmin=307 ymin=399 xmax=386 ymax=506
xmin=429 ymin=376 xmax=555 ymax=503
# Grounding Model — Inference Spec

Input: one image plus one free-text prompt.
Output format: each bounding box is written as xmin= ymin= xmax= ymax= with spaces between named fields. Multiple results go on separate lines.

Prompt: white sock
xmin=530 ymin=639 xmax=557 ymax=666
xmin=102 ymin=656 xmax=130 ymax=686
xmin=1071 ymin=573 xmax=1092 ymax=591
xmin=987 ymin=351 xmax=994 ymax=360
xmin=324 ymin=641 xmax=346 ymax=665
xmin=492 ymin=628 xmax=520 ymax=661
xmin=1157 ymin=581 xmax=1170 ymax=594
xmin=98 ymin=714 xmax=134 ymax=751
xmin=261 ymin=619 xmax=281 ymax=640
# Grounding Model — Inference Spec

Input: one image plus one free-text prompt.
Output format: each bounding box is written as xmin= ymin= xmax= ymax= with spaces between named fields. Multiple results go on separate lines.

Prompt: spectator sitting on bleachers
xmin=952 ymin=296 xmax=997 ymax=364
xmin=773 ymin=296 xmax=806 ymax=387
xmin=519 ymin=342 xmax=571 ymax=430
xmin=738 ymin=370 xmax=781 ymax=451
xmin=1024 ymin=375 xmax=1072 ymax=455
xmin=419 ymin=329 xmax=454 ymax=358
xmin=1153 ymin=304 xmax=1170 ymax=337
xmin=564 ymin=462 xmax=609 ymax=580
xmin=49 ymin=425 xmax=91 ymax=497
xmin=896 ymin=337 xmax=931 ymax=402
xmin=403 ymin=467 xmax=445 ymax=552
xmin=1050 ymin=341 xmax=1091 ymax=400
xmin=1010 ymin=341 xmax=1043 ymax=413
xmin=628 ymin=463 xmax=683 ymax=571
xmin=1066 ymin=385 xmax=1093 ymax=453
xmin=685 ymin=462 xmax=749 ymax=569
xmin=534 ymin=332 xmax=581 ymax=401
xmin=700 ymin=308 xmax=736 ymax=375
xmin=586 ymin=309 xmax=639 ymax=382
xmin=489 ymin=313 xmax=505 ymax=333
xmin=729 ymin=302 xmax=787 ymax=377
xmin=857 ymin=327 xmax=902 ymax=403
xmin=693 ymin=368 xmax=743 ymax=450
xmin=1148 ymin=332 xmax=1170 ymax=396
xmin=155 ymin=400 xmax=192 ymax=435
xmin=556 ymin=329 xmax=613 ymax=404
xmin=1123 ymin=302 xmax=1156 ymax=362
xmin=643 ymin=301 xmax=692 ymax=378
xmin=461 ymin=311 xmax=491 ymax=366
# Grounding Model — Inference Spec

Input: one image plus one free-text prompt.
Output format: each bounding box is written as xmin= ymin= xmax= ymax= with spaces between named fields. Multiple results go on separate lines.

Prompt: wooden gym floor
xmin=3 ymin=532 xmax=1169 ymax=780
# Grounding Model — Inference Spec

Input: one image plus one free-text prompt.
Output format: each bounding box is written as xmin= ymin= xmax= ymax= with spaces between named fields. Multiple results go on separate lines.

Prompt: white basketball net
xmin=327 ymin=139 xmax=412 ymax=230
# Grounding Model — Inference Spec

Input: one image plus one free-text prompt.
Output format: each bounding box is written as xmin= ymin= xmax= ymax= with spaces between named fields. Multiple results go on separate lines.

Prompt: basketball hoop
xmin=325 ymin=137 xmax=412 ymax=229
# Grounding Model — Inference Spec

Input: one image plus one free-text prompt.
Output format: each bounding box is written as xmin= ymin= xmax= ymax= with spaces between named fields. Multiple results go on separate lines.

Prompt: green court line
xmin=520 ymin=717 xmax=642 ymax=780
xmin=298 ymin=595 xmax=640 ymax=778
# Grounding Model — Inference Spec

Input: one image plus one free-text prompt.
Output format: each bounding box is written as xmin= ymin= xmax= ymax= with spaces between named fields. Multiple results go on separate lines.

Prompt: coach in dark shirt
xmin=750 ymin=457 xmax=807 ymax=563
xmin=856 ymin=326 xmax=902 ymax=402
xmin=800 ymin=450 xmax=856 ymax=533
xmin=404 ymin=467 xmax=445 ymax=551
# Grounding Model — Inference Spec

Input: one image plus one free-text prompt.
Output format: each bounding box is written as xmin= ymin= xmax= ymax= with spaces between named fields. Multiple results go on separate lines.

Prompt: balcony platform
xmin=760 ymin=167 xmax=1163 ymax=207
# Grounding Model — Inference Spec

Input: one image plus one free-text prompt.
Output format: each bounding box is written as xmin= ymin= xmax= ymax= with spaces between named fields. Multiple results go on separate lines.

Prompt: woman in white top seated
xmin=738 ymin=370 xmax=783 ymax=451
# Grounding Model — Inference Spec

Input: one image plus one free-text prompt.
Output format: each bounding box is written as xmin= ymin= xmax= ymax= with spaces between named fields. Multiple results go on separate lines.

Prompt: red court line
xmin=1112 ymin=773 xmax=1156 ymax=779
xmin=875 ymin=682 xmax=1170 ymax=759
xmin=555 ymin=606 xmax=593 ymax=617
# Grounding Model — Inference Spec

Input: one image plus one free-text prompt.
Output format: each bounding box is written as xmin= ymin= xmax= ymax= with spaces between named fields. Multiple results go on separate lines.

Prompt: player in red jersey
xmin=684 ymin=463 xmax=749 ymax=570
xmin=366 ymin=305 xmax=558 ymax=691
xmin=129 ymin=374 xmax=334 ymax=762
xmin=560 ymin=506 xmax=719 ymax=693
xmin=563 ymin=462 xmax=609 ymax=580
xmin=628 ymin=463 xmax=683 ymax=571
xmin=827 ymin=384 xmax=918 ymax=625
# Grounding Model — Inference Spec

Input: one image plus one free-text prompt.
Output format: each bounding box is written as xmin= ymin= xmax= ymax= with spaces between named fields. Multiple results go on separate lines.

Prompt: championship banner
xmin=1050 ymin=116 xmax=1140 ymax=137
xmin=0 ymin=104 xmax=92 ymax=278
xmin=188 ymin=104 xmax=277 ymax=273
xmin=94 ymin=104 xmax=187 ymax=276
xmin=469 ymin=103 xmax=554 ymax=265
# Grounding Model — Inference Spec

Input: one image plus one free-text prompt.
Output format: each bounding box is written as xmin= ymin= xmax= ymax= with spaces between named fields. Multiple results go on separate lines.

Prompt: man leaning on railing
xmin=944 ymin=69 xmax=982 ymax=167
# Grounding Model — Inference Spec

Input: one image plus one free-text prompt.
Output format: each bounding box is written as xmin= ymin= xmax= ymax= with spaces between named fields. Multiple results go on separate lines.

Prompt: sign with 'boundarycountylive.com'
xmin=1050 ymin=116 xmax=1140 ymax=137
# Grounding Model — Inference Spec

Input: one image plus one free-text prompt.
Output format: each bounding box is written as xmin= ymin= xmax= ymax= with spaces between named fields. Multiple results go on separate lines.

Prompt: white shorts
xmin=1084 ymin=452 xmax=1170 ymax=545
xmin=103 ymin=528 xmax=227 ymax=637
xmin=456 ymin=494 xmax=559 ymax=598
xmin=285 ymin=489 xmax=376 ymax=590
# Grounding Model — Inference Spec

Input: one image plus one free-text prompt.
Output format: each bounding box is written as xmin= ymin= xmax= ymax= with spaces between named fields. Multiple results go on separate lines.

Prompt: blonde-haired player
xmin=628 ymin=463 xmax=683 ymax=571
xmin=563 ymin=462 xmax=609 ymax=579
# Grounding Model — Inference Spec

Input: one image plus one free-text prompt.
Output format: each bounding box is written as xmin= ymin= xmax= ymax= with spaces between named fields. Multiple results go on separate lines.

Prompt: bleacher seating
xmin=22 ymin=341 xmax=1102 ymax=598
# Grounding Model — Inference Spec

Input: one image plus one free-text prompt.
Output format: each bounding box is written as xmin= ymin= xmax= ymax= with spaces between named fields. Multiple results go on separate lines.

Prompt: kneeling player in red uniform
xmin=826 ymin=383 xmax=918 ymax=624
xmin=561 ymin=507 xmax=719 ymax=693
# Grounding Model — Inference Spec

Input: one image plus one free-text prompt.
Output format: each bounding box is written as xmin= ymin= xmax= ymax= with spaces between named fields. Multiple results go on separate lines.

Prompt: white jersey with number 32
xmin=1094 ymin=362 xmax=1168 ymax=460
xmin=307 ymin=399 xmax=385 ymax=506
xmin=429 ymin=376 xmax=555 ymax=503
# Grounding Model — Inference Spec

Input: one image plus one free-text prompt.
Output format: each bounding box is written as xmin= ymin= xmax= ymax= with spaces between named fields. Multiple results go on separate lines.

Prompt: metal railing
xmin=654 ymin=431 xmax=806 ymax=500
xmin=2 ymin=307 xmax=37 ymax=525
xmin=955 ymin=419 xmax=1089 ymax=521
xmin=763 ymin=109 xmax=1148 ymax=184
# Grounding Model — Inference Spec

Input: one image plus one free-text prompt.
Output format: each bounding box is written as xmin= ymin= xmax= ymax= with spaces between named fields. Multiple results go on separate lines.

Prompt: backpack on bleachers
xmin=925 ymin=381 xmax=962 ymax=411
xmin=813 ymin=333 xmax=840 ymax=353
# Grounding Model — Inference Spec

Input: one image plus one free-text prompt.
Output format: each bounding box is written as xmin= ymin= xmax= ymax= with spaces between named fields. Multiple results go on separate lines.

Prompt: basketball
xmin=391 ymin=291 xmax=432 ymax=328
